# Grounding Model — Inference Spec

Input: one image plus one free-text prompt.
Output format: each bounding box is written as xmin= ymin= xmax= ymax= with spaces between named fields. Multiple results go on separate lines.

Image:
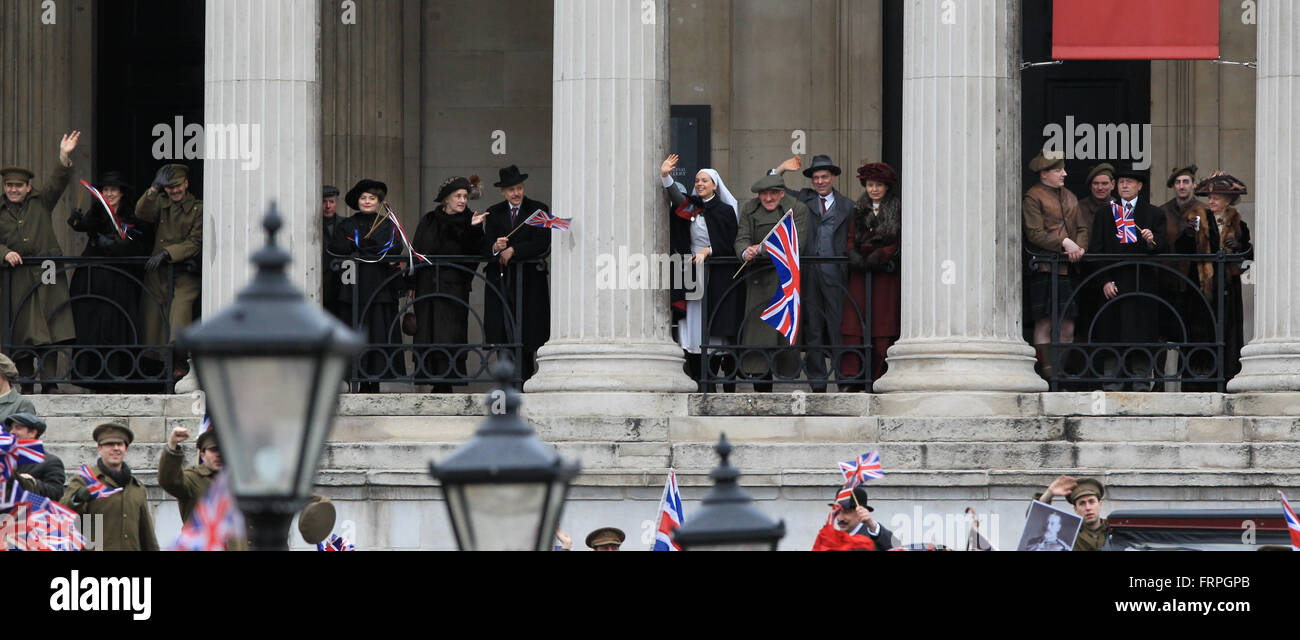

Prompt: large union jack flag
xmin=173 ymin=472 xmax=245 ymax=551
xmin=0 ymin=429 xmax=44 ymax=491
xmin=1111 ymin=202 xmax=1138 ymax=244
xmin=1281 ymin=491 xmax=1300 ymax=551
xmin=3 ymin=486 xmax=85 ymax=551
xmin=524 ymin=209 xmax=571 ymax=231
xmin=653 ymin=470 xmax=685 ymax=551
xmin=760 ymin=210 xmax=801 ymax=345
xmin=838 ymin=451 xmax=884 ymax=488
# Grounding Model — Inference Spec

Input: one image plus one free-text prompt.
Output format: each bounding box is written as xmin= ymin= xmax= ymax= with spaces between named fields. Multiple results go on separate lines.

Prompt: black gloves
xmin=146 ymin=250 xmax=171 ymax=272
xmin=73 ymin=487 xmax=93 ymax=505
xmin=67 ymin=208 xmax=84 ymax=229
xmin=151 ymin=166 xmax=175 ymax=191
xmin=96 ymin=234 xmax=119 ymax=250
xmin=1224 ymin=236 xmax=1241 ymax=251
xmin=17 ymin=474 xmax=36 ymax=491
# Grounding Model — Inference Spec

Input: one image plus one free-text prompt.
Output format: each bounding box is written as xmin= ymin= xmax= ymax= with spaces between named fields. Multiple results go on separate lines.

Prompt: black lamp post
xmin=177 ymin=206 xmax=362 ymax=551
xmin=671 ymin=433 xmax=786 ymax=551
xmin=429 ymin=359 xmax=580 ymax=550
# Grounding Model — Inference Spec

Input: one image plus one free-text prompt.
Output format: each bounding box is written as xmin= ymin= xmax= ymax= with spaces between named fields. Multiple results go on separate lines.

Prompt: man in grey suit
xmin=771 ymin=155 xmax=853 ymax=392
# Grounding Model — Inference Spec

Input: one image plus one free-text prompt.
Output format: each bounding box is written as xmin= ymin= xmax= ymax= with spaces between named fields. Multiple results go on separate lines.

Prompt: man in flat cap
xmin=832 ymin=485 xmax=895 ymax=550
xmin=1023 ymin=151 xmax=1090 ymax=380
xmin=585 ymin=527 xmax=625 ymax=551
xmin=1088 ymin=164 xmax=1166 ymax=390
xmin=62 ymin=423 xmax=160 ymax=551
xmin=734 ymin=174 xmax=810 ymax=392
xmin=481 ymin=166 xmax=551 ymax=382
xmin=136 ymin=163 xmax=203 ymax=381
xmin=0 ymin=352 xmax=37 ymax=422
xmin=3 ymin=412 xmax=64 ymax=500
xmin=321 ymin=185 xmax=348 ymax=322
xmin=1036 ymin=475 xmax=1109 ymax=551
xmin=770 ymin=155 xmax=853 ymax=393
xmin=0 ymin=132 xmax=82 ymax=392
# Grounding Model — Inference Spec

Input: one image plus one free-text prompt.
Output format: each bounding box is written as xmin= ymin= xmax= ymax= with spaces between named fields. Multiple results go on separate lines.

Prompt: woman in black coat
xmin=328 ymin=179 xmax=409 ymax=392
xmin=413 ymin=177 xmax=488 ymax=392
xmin=67 ymin=171 xmax=155 ymax=390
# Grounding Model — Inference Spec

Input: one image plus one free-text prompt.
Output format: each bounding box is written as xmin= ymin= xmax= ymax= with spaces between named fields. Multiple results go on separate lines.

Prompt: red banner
xmin=1052 ymin=0 xmax=1220 ymax=60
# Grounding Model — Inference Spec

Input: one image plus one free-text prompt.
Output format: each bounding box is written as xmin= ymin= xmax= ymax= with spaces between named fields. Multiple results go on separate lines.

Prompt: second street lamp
xmin=671 ymin=433 xmax=786 ymax=551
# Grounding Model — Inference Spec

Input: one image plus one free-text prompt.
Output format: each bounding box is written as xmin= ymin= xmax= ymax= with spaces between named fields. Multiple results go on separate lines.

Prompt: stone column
xmin=204 ymin=0 xmax=321 ymax=310
xmin=1227 ymin=3 xmax=1300 ymax=391
xmin=873 ymin=0 xmax=1045 ymax=393
xmin=526 ymin=0 xmax=693 ymax=393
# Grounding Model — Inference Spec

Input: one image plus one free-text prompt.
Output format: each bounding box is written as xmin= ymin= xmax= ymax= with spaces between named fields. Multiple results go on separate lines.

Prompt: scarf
xmin=98 ymin=458 xmax=132 ymax=489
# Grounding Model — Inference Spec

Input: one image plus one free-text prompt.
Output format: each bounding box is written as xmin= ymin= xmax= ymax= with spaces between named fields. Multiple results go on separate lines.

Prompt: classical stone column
xmin=203 ymin=0 xmax=321 ymax=310
xmin=873 ymin=0 xmax=1045 ymax=393
xmin=1227 ymin=3 xmax=1300 ymax=391
xmin=526 ymin=0 xmax=694 ymax=393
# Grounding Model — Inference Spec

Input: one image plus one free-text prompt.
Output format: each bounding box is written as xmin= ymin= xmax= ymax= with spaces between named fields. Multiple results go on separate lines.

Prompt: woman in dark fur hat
xmin=1195 ymin=172 xmax=1252 ymax=382
xmin=839 ymin=162 xmax=901 ymax=390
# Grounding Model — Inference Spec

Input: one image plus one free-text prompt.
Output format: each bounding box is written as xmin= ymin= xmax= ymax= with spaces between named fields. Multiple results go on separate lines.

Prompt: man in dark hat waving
xmin=481 ymin=166 xmax=551 ymax=381
xmin=0 ymin=132 xmax=81 ymax=392
xmin=136 ymin=163 xmax=203 ymax=380
xmin=831 ymin=486 xmax=895 ymax=550
xmin=771 ymin=155 xmax=854 ymax=392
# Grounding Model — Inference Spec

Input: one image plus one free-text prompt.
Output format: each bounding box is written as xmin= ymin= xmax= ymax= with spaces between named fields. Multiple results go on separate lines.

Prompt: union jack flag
xmin=0 ymin=430 xmax=44 ymax=484
xmin=317 ymin=534 xmax=356 ymax=551
xmin=1111 ymin=202 xmax=1138 ymax=244
xmin=838 ymin=451 xmax=884 ymax=488
xmin=4 ymin=486 xmax=85 ymax=551
xmin=78 ymin=464 xmax=124 ymax=500
xmin=760 ymin=210 xmax=801 ymax=345
xmin=653 ymin=470 xmax=686 ymax=551
xmin=1281 ymin=491 xmax=1300 ymax=551
xmin=523 ymin=209 xmax=571 ymax=231
xmin=173 ymin=472 xmax=245 ymax=551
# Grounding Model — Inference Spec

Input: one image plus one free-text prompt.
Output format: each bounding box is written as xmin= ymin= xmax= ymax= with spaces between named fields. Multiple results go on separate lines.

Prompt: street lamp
xmin=429 ymin=359 xmax=580 ymax=550
xmin=671 ymin=433 xmax=786 ymax=551
xmin=177 ymin=205 xmax=362 ymax=551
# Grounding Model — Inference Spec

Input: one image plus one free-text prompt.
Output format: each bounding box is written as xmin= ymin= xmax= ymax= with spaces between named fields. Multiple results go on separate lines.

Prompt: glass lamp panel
xmin=537 ymin=479 xmax=570 ymax=551
xmin=460 ymin=482 xmax=548 ymax=551
xmin=202 ymin=355 xmax=317 ymax=497
xmin=294 ymin=352 xmax=348 ymax=495
xmin=444 ymin=484 xmax=474 ymax=550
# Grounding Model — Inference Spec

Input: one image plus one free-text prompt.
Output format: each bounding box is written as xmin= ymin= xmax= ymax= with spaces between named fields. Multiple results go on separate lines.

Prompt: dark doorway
xmin=881 ymin=0 xmax=903 ymax=172
xmin=94 ymin=0 xmax=205 ymax=196
xmin=1021 ymin=1 xmax=1150 ymax=198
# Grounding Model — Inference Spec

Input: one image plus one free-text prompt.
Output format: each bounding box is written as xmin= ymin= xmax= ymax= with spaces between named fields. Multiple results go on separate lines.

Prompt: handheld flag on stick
xmin=173 ymin=472 xmax=246 ymax=551
xmin=733 ymin=208 xmax=796 ymax=279
xmin=838 ymin=451 xmax=884 ymax=489
xmin=77 ymin=464 xmax=124 ymax=500
xmin=651 ymin=469 xmax=685 ymax=551
xmin=79 ymin=180 xmax=128 ymax=239
xmin=318 ymin=534 xmax=357 ymax=551
xmin=759 ymin=210 xmax=801 ymax=345
xmin=1281 ymin=491 xmax=1300 ymax=551
xmin=522 ymin=209 xmax=571 ymax=231
xmin=383 ymin=204 xmax=432 ymax=274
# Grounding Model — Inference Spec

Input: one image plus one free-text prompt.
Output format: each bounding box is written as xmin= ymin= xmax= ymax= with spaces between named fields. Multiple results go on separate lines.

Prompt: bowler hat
xmin=1028 ymin=151 xmax=1065 ymax=173
xmin=751 ymin=174 xmax=786 ymax=193
xmin=298 ymin=495 xmax=337 ymax=545
xmin=829 ymin=485 xmax=875 ymax=512
xmin=1066 ymin=478 xmax=1105 ymax=505
xmin=435 ymin=177 xmax=473 ymax=205
xmin=5 ymin=412 xmax=47 ymax=438
xmin=857 ymin=162 xmax=899 ymax=187
xmin=1194 ymin=171 xmax=1248 ymax=198
xmin=1115 ymin=164 xmax=1148 ymax=183
xmin=0 ymin=167 xmax=34 ymax=185
xmin=493 ymin=165 xmax=529 ymax=189
xmin=345 ymin=179 xmax=388 ymax=211
xmin=323 ymin=185 xmax=340 ymax=198
xmin=1166 ymin=164 xmax=1199 ymax=189
xmin=1085 ymin=163 xmax=1115 ymax=185
xmin=92 ymin=422 xmax=134 ymax=446
xmin=802 ymin=154 xmax=842 ymax=178
xmin=585 ymin=527 xmax=625 ymax=549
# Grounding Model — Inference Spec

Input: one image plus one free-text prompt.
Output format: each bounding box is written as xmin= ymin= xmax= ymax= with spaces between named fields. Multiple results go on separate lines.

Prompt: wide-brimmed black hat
xmin=493 ymin=165 xmax=529 ymax=189
xmin=1194 ymin=171 xmax=1248 ymax=198
xmin=1115 ymin=164 xmax=1149 ymax=183
xmin=829 ymin=486 xmax=874 ymax=512
xmin=802 ymin=154 xmax=842 ymax=178
xmin=97 ymin=171 xmax=133 ymax=192
xmin=345 ymin=179 xmax=388 ymax=211
xmin=436 ymin=177 xmax=473 ymax=204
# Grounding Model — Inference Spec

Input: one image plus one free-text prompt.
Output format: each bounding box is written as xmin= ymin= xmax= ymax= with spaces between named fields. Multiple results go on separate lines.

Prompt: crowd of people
xmin=1022 ymin=153 xmax=1253 ymax=390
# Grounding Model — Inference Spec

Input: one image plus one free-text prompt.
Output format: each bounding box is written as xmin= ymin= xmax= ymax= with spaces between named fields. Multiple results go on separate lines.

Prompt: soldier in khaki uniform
xmin=158 ymin=424 xmax=221 ymax=522
xmin=135 ymin=164 xmax=202 ymax=378
xmin=1035 ymin=475 xmax=1109 ymax=551
xmin=62 ymin=423 xmax=160 ymax=551
xmin=0 ymin=132 xmax=81 ymax=392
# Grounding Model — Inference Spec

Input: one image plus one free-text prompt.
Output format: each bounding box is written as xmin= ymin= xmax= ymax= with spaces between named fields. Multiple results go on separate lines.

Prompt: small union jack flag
xmin=0 ymin=430 xmax=44 ymax=485
xmin=760 ymin=210 xmax=801 ymax=345
xmin=838 ymin=451 xmax=884 ymax=488
xmin=1112 ymin=202 xmax=1138 ymax=244
xmin=523 ymin=209 xmax=571 ymax=231
xmin=1281 ymin=491 xmax=1300 ymax=551
xmin=653 ymin=470 xmax=685 ymax=551
xmin=317 ymin=534 xmax=356 ymax=551
xmin=78 ymin=464 xmax=124 ymax=500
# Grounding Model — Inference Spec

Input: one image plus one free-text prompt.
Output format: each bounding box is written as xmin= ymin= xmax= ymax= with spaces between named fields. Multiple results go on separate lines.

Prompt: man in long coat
xmin=136 ymin=163 xmax=202 ymax=379
xmin=0 ymin=132 xmax=80 ymax=391
xmin=1088 ymin=165 xmax=1166 ymax=390
xmin=770 ymin=155 xmax=853 ymax=392
xmin=481 ymin=166 xmax=551 ymax=382
xmin=733 ymin=174 xmax=810 ymax=391
xmin=62 ymin=423 xmax=160 ymax=552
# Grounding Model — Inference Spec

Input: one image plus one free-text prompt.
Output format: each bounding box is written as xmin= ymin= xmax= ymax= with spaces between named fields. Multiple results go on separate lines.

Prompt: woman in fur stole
xmin=839 ymin=162 xmax=901 ymax=390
